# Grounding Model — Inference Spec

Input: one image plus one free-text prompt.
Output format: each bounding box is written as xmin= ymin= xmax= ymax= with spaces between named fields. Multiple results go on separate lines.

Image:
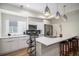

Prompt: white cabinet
xmin=0 ymin=38 xmax=14 ymax=54
xmin=10 ymin=38 xmax=19 ymax=51
xmin=18 ymin=37 xmax=27 ymax=49
xmin=0 ymin=36 xmax=29 ymax=55
xmin=17 ymin=37 xmax=28 ymax=50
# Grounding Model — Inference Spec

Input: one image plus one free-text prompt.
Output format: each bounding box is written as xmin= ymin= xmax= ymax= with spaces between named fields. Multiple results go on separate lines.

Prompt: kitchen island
xmin=36 ymin=35 xmax=77 ymax=56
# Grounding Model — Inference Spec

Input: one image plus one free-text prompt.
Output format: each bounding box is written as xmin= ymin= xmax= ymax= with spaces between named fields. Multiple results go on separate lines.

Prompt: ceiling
xmin=0 ymin=3 xmax=79 ymax=19
xmin=10 ymin=3 xmax=79 ymax=15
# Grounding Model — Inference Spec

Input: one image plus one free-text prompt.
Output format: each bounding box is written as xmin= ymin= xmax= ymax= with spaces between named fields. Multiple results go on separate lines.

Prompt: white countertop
xmin=0 ymin=35 xmax=29 ymax=39
xmin=36 ymin=35 xmax=77 ymax=46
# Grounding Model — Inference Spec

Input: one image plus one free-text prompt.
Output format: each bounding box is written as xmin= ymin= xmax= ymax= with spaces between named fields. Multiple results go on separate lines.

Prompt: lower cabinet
xmin=0 ymin=36 xmax=29 ymax=55
xmin=0 ymin=40 xmax=11 ymax=54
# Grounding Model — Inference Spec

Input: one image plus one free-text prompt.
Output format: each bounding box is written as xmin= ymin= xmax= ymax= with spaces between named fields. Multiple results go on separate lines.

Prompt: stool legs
xmin=72 ymin=39 xmax=78 ymax=56
xmin=60 ymin=41 xmax=69 ymax=56
xmin=60 ymin=42 xmax=64 ymax=56
xmin=60 ymin=38 xmax=78 ymax=56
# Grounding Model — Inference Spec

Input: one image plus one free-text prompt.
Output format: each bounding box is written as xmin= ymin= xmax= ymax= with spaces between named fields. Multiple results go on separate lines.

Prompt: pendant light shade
xmin=63 ymin=5 xmax=68 ymax=20
xmin=43 ymin=4 xmax=68 ymax=20
xmin=56 ymin=4 xmax=61 ymax=19
xmin=44 ymin=5 xmax=51 ymax=16
xmin=45 ymin=5 xmax=50 ymax=13
xmin=56 ymin=11 xmax=61 ymax=17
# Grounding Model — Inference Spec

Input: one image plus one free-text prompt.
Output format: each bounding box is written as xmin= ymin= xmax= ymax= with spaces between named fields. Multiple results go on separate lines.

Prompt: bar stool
xmin=72 ymin=37 xmax=78 ymax=56
xmin=60 ymin=40 xmax=69 ymax=56
xmin=74 ymin=37 xmax=78 ymax=51
xmin=68 ymin=37 xmax=78 ymax=56
xmin=68 ymin=39 xmax=73 ymax=55
xmin=75 ymin=36 xmax=79 ymax=51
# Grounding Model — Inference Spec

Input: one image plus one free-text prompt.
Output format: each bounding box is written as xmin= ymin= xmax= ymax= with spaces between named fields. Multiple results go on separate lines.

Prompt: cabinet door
xmin=10 ymin=38 xmax=19 ymax=52
xmin=0 ymin=36 xmax=29 ymax=55
xmin=18 ymin=37 xmax=27 ymax=49
xmin=0 ymin=39 xmax=12 ymax=54
xmin=0 ymin=38 xmax=18 ymax=55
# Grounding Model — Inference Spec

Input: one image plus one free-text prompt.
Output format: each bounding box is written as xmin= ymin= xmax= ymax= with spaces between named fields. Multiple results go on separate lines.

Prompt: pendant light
xmin=63 ymin=5 xmax=68 ymax=20
xmin=56 ymin=3 xmax=61 ymax=19
xmin=44 ymin=4 xmax=51 ymax=16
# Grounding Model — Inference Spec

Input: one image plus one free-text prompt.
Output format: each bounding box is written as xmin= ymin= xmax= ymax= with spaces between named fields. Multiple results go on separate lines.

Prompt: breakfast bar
xmin=36 ymin=35 xmax=78 ymax=56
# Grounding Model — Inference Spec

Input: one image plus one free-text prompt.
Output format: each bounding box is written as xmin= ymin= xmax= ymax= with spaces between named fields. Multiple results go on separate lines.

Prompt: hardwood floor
xmin=4 ymin=48 xmax=29 ymax=56
xmin=3 ymin=48 xmax=79 ymax=56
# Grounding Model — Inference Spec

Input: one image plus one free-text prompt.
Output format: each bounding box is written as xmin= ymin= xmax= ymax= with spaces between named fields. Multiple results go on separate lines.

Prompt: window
xmin=9 ymin=21 xmax=17 ymax=33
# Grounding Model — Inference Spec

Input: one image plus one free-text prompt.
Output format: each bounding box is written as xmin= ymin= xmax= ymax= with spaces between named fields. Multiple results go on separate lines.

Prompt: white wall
xmin=52 ymin=10 xmax=79 ymax=37
xmin=62 ymin=10 xmax=79 ymax=36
